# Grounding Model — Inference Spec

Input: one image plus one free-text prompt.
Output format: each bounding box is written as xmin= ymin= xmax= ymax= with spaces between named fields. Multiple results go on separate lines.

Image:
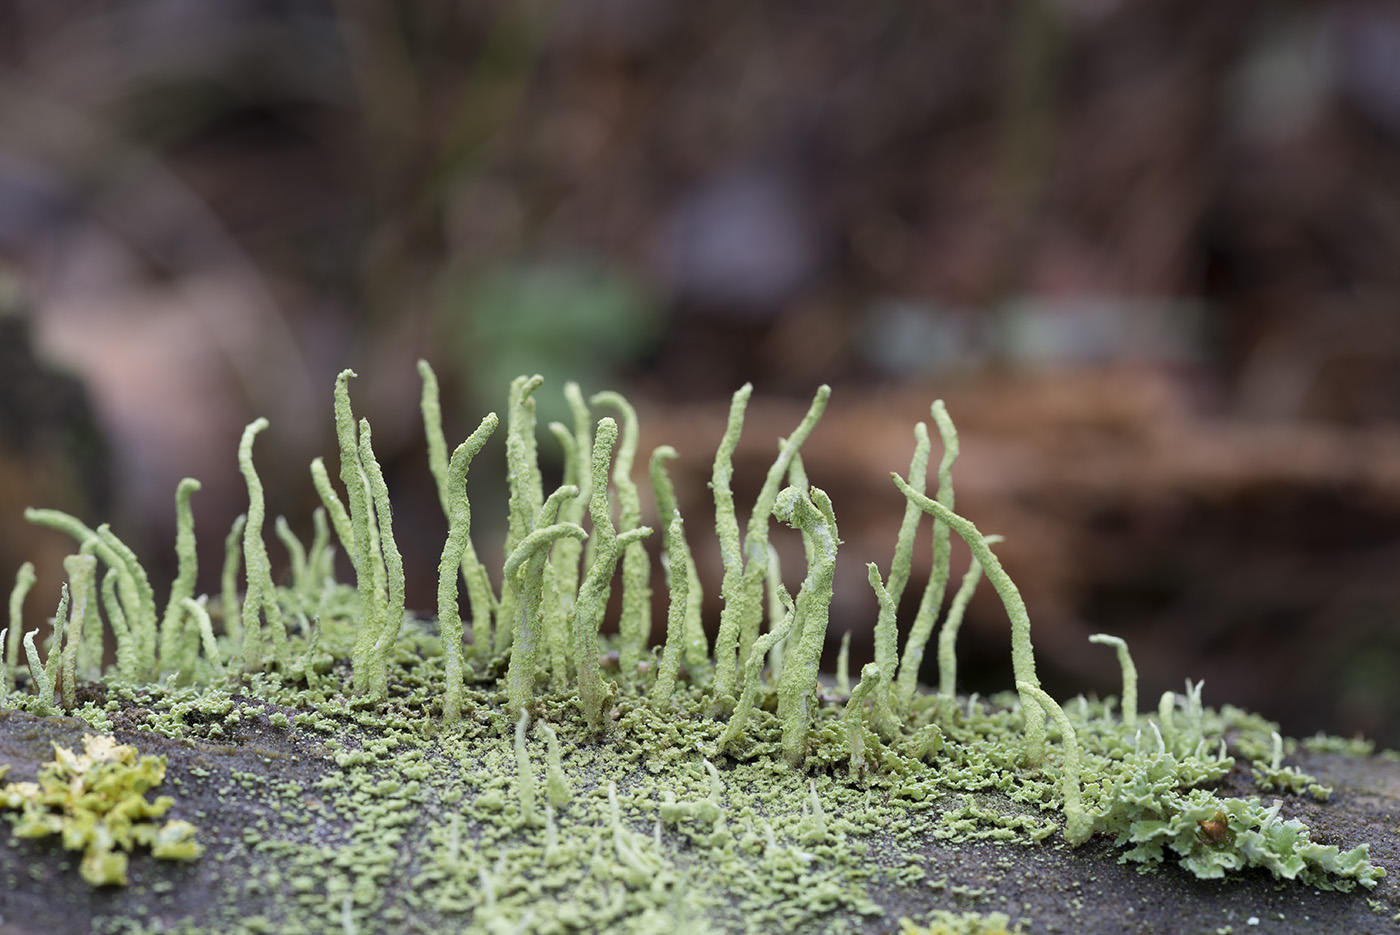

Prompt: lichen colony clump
xmin=0 ymin=366 xmax=1384 ymax=935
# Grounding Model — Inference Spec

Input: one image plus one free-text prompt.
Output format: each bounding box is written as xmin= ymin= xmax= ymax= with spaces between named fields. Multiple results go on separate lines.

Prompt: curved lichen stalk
xmin=1016 ymin=681 xmax=1091 ymax=845
xmin=895 ymin=401 xmax=959 ymax=707
xmin=650 ymin=446 xmax=707 ymax=675
xmin=1088 ymin=633 xmax=1138 ymax=726
xmin=892 ymin=472 xmax=1046 ymax=764
xmin=238 ymin=419 xmax=290 ymax=675
xmin=715 ymin=586 xmax=795 ymax=754
xmin=497 ymin=375 xmax=546 ymax=655
xmin=157 ymin=478 xmax=201 ymax=677
xmin=651 ymin=512 xmax=691 ymax=707
xmin=435 ymin=410 xmax=500 ymax=722
xmin=24 ymin=511 xmax=157 ymax=682
xmin=773 ymin=485 xmax=838 ymax=766
xmin=503 ymin=486 xmax=586 ymax=715
xmin=591 ymin=391 xmax=651 ymax=675
xmin=712 ymin=385 xmax=831 ymax=708
xmin=573 ymin=418 xmax=623 ymax=729
xmin=937 ymin=536 xmax=998 ymax=698
xmin=4 ymin=561 xmax=36 ymax=692
xmin=420 ymin=360 xmax=500 ymax=659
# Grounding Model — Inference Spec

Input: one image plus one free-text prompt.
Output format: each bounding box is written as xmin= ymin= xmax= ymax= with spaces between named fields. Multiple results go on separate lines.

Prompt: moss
xmin=0 ymin=364 xmax=1389 ymax=933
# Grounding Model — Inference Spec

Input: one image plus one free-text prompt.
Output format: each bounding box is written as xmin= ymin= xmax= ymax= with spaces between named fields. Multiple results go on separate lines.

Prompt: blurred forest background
xmin=3 ymin=0 xmax=1400 ymax=744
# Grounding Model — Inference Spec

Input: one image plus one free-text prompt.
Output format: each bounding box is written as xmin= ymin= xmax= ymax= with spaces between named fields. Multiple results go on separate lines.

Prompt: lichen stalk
xmin=158 ymin=478 xmax=202 ymax=675
xmin=360 ymin=419 xmax=408 ymax=697
xmin=5 ymin=561 xmax=36 ymax=692
xmin=574 ymin=418 xmax=620 ymax=729
xmin=650 ymin=445 xmax=707 ymax=674
xmin=436 ymin=412 xmax=499 ymax=722
xmin=845 ymin=662 xmax=884 ymax=777
xmin=937 ymin=537 xmax=997 ymax=698
xmin=60 ymin=554 xmax=97 ymax=710
xmin=591 ymin=391 xmax=651 ymax=675
xmin=652 ymin=512 xmax=691 ymax=706
xmin=27 ymin=583 xmax=67 ymax=715
xmin=183 ymin=596 xmax=224 ymax=680
xmin=774 ymin=485 xmax=838 ymax=766
xmin=497 ymin=375 xmax=546 ymax=654
xmin=25 ymin=510 xmax=157 ymax=679
xmin=219 ymin=514 xmax=246 ymax=646
xmin=1016 ymin=681 xmax=1091 ymax=845
xmin=865 ymin=564 xmax=901 ymax=735
xmin=1088 ymin=633 xmax=1138 ymax=726
xmin=709 ymin=384 xmax=753 ymax=706
xmin=895 ymin=401 xmax=959 ymax=706
xmin=715 ymin=586 xmax=795 ymax=755
xmin=238 ymin=418 xmax=286 ymax=674
xmin=503 ymin=499 xmax=586 ymax=714
xmin=892 ymin=472 xmax=1045 ymax=763
xmin=514 ymin=710 xmax=538 ymax=826
xmin=885 ymin=422 xmax=930 ymax=610
xmin=736 ymin=387 xmax=830 ymax=679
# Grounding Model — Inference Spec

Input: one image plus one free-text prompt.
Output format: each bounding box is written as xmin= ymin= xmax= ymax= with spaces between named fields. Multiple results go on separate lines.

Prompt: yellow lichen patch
xmin=0 ymin=733 xmax=202 ymax=886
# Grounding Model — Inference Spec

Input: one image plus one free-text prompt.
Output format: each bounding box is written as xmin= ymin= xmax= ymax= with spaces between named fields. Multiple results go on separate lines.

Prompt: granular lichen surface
xmin=1 ymin=366 xmax=1397 ymax=935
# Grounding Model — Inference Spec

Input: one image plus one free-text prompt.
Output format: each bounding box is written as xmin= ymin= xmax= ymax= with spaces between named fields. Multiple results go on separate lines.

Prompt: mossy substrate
xmin=3 ymin=667 xmax=1399 ymax=935
xmin=3 ymin=368 xmax=1397 ymax=934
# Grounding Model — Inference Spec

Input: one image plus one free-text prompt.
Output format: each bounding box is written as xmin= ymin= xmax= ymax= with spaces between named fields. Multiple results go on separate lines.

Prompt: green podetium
xmin=893 ymin=473 xmax=1045 ymax=765
xmin=1088 ymin=632 xmax=1138 ymax=726
xmin=773 ymin=485 xmax=837 ymax=766
xmin=1 ymin=367 xmax=1386 ymax=905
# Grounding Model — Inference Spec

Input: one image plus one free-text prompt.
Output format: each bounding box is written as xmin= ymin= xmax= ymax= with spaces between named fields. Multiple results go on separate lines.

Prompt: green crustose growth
xmin=0 ymin=362 xmax=1386 ymax=935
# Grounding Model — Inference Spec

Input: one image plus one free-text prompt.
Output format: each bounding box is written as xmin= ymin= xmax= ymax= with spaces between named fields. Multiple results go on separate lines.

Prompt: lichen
xmin=0 ymin=734 xmax=201 ymax=886
xmin=0 ymin=363 xmax=1387 ymax=934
